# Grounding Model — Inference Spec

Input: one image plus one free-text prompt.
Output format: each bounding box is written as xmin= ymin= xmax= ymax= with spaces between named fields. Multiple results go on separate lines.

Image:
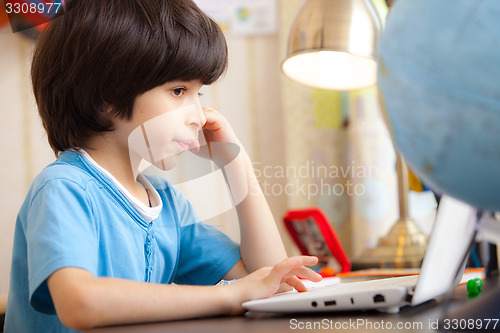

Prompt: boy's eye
xmin=172 ymin=87 xmax=187 ymax=97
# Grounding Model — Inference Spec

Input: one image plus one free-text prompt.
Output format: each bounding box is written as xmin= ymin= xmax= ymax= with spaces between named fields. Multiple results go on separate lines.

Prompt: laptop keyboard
xmin=277 ymin=275 xmax=418 ymax=298
xmin=321 ymin=275 xmax=418 ymax=293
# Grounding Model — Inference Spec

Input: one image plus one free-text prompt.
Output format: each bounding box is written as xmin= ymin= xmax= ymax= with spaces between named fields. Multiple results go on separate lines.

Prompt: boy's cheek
xmin=127 ymin=116 xmax=174 ymax=164
xmin=128 ymin=125 xmax=150 ymax=162
xmin=127 ymin=104 xmax=200 ymax=165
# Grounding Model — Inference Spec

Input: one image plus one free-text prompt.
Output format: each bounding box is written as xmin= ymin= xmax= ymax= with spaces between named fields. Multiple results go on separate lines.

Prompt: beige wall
xmin=0 ymin=29 xmax=55 ymax=297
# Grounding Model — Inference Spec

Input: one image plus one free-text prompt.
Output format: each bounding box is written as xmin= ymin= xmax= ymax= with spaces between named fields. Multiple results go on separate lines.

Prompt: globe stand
xmin=352 ymin=154 xmax=428 ymax=269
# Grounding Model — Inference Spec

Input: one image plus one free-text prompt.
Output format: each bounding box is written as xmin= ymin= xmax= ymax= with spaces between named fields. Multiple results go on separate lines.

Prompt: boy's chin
xmin=152 ymin=156 xmax=179 ymax=171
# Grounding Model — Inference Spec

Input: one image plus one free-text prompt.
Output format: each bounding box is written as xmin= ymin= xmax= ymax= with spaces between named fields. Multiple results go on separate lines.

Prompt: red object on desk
xmin=284 ymin=208 xmax=351 ymax=274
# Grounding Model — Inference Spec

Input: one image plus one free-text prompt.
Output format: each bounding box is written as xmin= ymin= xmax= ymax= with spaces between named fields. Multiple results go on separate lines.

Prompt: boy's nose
xmin=186 ymin=103 xmax=206 ymax=128
xmin=197 ymin=105 xmax=207 ymax=127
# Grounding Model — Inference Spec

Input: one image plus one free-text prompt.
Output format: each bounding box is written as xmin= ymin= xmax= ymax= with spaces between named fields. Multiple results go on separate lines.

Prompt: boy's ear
xmin=103 ymin=103 xmax=121 ymax=121
xmin=101 ymin=103 xmax=120 ymax=125
xmin=103 ymin=102 xmax=113 ymax=114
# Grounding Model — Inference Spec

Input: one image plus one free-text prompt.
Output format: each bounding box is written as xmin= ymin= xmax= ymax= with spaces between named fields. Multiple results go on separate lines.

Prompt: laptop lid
xmin=411 ymin=195 xmax=477 ymax=306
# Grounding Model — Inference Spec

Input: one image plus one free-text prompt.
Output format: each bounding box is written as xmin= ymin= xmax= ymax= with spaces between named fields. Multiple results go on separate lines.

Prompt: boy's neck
xmin=83 ymin=136 xmax=147 ymax=204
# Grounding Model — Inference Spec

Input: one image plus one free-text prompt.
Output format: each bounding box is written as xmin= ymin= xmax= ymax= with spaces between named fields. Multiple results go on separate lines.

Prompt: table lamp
xmin=282 ymin=0 xmax=428 ymax=268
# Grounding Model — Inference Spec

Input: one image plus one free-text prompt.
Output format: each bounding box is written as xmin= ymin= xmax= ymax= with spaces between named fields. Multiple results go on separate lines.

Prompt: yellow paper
xmin=312 ymin=89 xmax=344 ymax=129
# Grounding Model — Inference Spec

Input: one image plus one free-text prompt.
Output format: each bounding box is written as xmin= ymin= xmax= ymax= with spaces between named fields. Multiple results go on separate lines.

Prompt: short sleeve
xmin=168 ymin=186 xmax=241 ymax=285
xmin=26 ymin=178 xmax=98 ymax=314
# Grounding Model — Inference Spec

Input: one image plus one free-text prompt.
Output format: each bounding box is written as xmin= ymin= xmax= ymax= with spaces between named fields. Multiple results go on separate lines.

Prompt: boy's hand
xmin=225 ymin=256 xmax=322 ymax=314
xmin=201 ymin=107 xmax=239 ymax=145
xmin=191 ymin=107 xmax=242 ymax=166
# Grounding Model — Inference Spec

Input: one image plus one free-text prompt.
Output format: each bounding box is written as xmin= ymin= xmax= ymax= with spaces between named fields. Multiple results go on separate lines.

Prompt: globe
xmin=377 ymin=0 xmax=500 ymax=212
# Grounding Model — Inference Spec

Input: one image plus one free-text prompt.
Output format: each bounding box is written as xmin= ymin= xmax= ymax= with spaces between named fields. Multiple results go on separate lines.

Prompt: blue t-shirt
xmin=4 ymin=151 xmax=241 ymax=333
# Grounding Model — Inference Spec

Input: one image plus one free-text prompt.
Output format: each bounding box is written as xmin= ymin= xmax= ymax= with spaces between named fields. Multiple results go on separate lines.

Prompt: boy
xmin=4 ymin=0 xmax=321 ymax=331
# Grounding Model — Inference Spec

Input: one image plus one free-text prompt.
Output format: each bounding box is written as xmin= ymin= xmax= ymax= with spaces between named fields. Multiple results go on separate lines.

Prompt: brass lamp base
xmin=351 ymin=152 xmax=429 ymax=270
xmin=353 ymin=218 xmax=428 ymax=269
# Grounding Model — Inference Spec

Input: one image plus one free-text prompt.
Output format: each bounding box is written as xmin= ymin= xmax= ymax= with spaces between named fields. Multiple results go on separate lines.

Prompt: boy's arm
xmin=48 ymin=257 xmax=320 ymax=330
xmin=201 ymin=108 xmax=288 ymax=277
xmin=233 ymin=150 xmax=289 ymax=273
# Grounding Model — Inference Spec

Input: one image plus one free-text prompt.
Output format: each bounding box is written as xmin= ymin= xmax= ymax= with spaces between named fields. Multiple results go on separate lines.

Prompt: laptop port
xmin=373 ymin=294 xmax=385 ymax=303
xmin=324 ymin=300 xmax=336 ymax=306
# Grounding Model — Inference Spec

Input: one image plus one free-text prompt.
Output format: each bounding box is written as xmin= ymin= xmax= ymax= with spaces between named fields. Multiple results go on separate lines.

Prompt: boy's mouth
xmin=176 ymin=140 xmax=192 ymax=151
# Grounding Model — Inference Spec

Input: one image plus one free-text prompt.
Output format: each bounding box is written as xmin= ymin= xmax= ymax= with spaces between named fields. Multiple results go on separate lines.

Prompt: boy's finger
xmin=268 ymin=257 xmax=303 ymax=282
xmin=201 ymin=107 xmax=223 ymax=128
xmin=268 ymin=256 xmax=320 ymax=286
xmin=281 ymin=267 xmax=322 ymax=283
xmin=296 ymin=267 xmax=323 ymax=282
xmin=269 ymin=258 xmax=320 ymax=285
xmin=300 ymin=255 xmax=319 ymax=267
xmin=285 ymin=276 xmax=308 ymax=293
xmin=275 ymin=256 xmax=318 ymax=273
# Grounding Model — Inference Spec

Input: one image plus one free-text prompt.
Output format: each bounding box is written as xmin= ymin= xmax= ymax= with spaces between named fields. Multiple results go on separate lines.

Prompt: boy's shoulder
xmin=32 ymin=151 xmax=97 ymax=191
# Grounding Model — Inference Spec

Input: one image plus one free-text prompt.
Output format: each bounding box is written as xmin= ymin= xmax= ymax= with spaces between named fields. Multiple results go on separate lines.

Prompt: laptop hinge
xmin=406 ymin=286 xmax=415 ymax=303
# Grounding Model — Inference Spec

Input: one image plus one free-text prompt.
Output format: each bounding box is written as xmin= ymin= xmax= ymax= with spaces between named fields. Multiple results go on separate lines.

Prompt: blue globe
xmin=377 ymin=0 xmax=500 ymax=212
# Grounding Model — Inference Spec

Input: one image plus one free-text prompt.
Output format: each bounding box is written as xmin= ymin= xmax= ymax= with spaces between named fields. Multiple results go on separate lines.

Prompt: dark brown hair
xmin=31 ymin=0 xmax=228 ymax=154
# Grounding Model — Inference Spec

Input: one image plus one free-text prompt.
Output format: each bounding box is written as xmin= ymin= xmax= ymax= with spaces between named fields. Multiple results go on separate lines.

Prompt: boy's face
xmin=117 ymin=80 xmax=206 ymax=171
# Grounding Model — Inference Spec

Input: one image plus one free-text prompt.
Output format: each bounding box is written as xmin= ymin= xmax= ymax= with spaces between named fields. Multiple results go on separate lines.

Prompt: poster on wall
xmin=194 ymin=0 xmax=277 ymax=36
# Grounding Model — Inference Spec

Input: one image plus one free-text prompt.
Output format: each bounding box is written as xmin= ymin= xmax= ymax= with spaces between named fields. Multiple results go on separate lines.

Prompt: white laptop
xmin=243 ymin=196 xmax=477 ymax=314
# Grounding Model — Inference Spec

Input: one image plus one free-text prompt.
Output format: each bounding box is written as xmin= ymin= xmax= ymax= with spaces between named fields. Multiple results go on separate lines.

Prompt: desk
xmin=86 ymin=276 xmax=500 ymax=333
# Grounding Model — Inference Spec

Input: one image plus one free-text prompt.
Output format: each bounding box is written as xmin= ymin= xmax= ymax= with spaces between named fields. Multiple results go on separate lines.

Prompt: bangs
xmin=104 ymin=0 xmax=228 ymax=116
xmin=140 ymin=0 xmax=228 ymax=89
xmin=163 ymin=17 xmax=228 ymax=85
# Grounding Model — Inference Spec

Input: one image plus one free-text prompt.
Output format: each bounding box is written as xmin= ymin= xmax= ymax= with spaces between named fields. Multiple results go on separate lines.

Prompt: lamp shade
xmin=282 ymin=0 xmax=382 ymax=90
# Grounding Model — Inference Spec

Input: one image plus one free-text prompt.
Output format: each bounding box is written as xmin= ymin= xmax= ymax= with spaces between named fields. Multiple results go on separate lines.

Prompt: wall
xmin=0 ymin=28 xmax=55 ymax=298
